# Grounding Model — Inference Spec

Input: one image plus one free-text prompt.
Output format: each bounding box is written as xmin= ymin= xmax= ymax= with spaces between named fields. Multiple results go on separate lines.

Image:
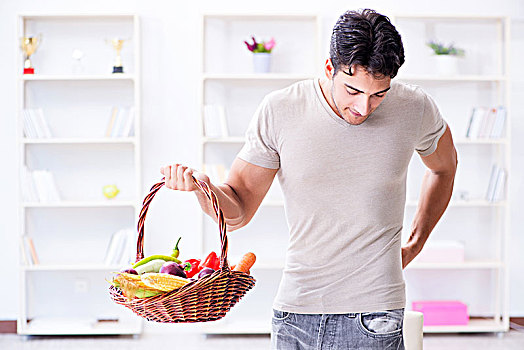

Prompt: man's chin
xmin=345 ymin=115 xmax=369 ymax=125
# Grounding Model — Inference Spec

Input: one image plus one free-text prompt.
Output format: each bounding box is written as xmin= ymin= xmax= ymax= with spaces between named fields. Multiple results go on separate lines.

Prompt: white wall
xmin=1 ymin=0 xmax=523 ymax=320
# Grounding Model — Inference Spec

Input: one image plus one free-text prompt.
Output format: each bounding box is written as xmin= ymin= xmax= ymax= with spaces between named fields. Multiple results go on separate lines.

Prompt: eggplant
xmin=159 ymin=261 xmax=187 ymax=278
xmin=120 ymin=268 xmax=138 ymax=275
xmin=197 ymin=267 xmax=215 ymax=279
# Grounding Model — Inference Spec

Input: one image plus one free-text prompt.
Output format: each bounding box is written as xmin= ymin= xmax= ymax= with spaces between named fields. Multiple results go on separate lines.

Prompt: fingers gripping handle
xmin=135 ymin=176 xmax=229 ymax=269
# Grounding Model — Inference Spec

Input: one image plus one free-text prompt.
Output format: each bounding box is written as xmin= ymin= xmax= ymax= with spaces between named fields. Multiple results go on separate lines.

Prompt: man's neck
xmin=318 ymin=78 xmax=341 ymax=118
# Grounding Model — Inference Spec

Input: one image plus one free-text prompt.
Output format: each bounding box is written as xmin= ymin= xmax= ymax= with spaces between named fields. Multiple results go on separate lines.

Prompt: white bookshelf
xmin=393 ymin=15 xmax=510 ymax=334
xmin=16 ymin=14 xmax=142 ymax=335
xmin=199 ymin=13 xmax=321 ymax=334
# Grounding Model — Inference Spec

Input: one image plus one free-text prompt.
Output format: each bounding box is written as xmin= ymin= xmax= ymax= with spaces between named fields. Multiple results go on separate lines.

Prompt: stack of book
xmin=486 ymin=165 xmax=507 ymax=202
xmin=203 ymin=104 xmax=228 ymax=138
xmin=22 ymin=166 xmax=60 ymax=203
xmin=22 ymin=108 xmax=52 ymax=138
xmin=465 ymin=106 xmax=506 ymax=139
xmin=105 ymin=106 xmax=135 ymax=138
xmin=104 ymin=228 xmax=136 ymax=266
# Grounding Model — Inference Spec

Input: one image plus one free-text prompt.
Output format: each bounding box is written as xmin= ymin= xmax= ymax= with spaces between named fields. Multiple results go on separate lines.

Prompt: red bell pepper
xmin=184 ymin=259 xmax=203 ymax=278
xmin=202 ymin=251 xmax=220 ymax=270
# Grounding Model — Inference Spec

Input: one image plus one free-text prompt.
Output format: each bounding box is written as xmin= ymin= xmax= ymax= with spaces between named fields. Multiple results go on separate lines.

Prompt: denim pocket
xmin=272 ymin=309 xmax=291 ymax=322
xmin=357 ymin=309 xmax=404 ymax=338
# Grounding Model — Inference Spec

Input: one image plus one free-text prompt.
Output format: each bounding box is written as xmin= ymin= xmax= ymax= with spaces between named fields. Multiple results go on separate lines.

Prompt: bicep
xmin=420 ymin=126 xmax=458 ymax=174
xmin=224 ymin=157 xmax=278 ymax=224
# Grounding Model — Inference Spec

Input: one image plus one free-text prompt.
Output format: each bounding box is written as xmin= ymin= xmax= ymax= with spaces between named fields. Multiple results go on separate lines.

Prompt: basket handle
xmin=135 ymin=176 xmax=229 ymax=270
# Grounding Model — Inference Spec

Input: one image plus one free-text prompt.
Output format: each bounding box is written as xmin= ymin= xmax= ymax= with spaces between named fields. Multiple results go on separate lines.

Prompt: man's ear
xmin=324 ymin=58 xmax=335 ymax=80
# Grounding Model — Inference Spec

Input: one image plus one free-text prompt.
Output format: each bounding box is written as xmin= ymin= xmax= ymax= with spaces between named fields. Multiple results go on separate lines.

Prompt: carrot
xmin=233 ymin=252 xmax=256 ymax=273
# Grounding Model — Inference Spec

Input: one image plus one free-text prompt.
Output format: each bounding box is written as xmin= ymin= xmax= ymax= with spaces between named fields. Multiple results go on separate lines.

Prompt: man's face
xmin=328 ymin=63 xmax=391 ymax=125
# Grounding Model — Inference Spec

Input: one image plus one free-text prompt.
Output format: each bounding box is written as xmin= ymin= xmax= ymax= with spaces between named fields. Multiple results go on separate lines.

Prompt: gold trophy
xmin=107 ymin=38 xmax=126 ymax=73
xmin=21 ymin=35 xmax=41 ymax=74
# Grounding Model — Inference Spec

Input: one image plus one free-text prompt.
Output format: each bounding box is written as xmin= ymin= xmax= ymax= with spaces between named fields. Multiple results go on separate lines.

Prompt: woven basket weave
xmin=109 ymin=177 xmax=256 ymax=323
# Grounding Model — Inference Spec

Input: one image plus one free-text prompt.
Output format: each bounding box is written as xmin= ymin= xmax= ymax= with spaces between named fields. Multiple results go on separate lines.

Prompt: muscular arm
xmin=402 ymin=126 xmax=458 ymax=268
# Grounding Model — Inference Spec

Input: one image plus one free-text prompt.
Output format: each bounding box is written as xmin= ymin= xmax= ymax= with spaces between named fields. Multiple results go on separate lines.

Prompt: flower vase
xmin=253 ymin=52 xmax=271 ymax=73
xmin=434 ymin=55 xmax=459 ymax=76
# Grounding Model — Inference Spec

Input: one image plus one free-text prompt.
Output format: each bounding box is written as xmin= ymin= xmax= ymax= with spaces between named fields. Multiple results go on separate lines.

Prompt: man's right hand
xmin=160 ymin=164 xmax=210 ymax=192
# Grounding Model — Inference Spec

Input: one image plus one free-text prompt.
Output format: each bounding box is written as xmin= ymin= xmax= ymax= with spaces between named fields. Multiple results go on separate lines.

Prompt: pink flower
xmin=264 ymin=37 xmax=276 ymax=51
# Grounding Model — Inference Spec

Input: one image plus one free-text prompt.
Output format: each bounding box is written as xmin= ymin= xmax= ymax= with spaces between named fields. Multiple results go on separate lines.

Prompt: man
xmin=161 ymin=9 xmax=457 ymax=349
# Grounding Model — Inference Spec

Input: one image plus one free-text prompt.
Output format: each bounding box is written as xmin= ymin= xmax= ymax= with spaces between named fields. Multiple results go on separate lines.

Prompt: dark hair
xmin=329 ymin=9 xmax=405 ymax=78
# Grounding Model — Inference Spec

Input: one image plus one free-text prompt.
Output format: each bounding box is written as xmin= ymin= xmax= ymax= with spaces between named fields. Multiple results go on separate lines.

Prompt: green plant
xmin=427 ymin=41 xmax=465 ymax=56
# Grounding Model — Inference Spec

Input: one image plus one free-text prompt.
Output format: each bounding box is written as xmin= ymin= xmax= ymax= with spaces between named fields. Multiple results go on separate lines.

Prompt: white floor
xmin=2 ymin=330 xmax=524 ymax=350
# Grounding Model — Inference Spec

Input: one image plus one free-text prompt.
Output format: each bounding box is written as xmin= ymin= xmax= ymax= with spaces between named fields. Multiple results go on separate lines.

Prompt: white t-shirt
xmin=237 ymin=79 xmax=447 ymax=314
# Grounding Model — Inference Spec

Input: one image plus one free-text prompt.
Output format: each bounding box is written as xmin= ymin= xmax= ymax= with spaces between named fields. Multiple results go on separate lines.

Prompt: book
xmin=22 ymin=110 xmax=37 ymax=138
xmin=21 ymin=166 xmax=39 ymax=202
xmin=466 ymin=106 xmax=506 ymax=139
xmin=34 ymin=109 xmax=52 ymax=138
xmin=23 ymin=109 xmax=52 ymax=138
xmin=492 ymin=168 xmax=507 ymax=202
xmin=485 ymin=165 xmax=499 ymax=201
xmin=466 ymin=107 xmax=487 ymax=139
xmin=490 ymin=106 xmax=506 ymax=138
xmin=24 ymin=236 xmax=40 ymax=265
xmin=32 ymin=170 xmax=60 ymax=202
xmin=203 ymin=105 xmax=228 ymax=138
xmin=120 ymin=229 xmax=136 ymax=265
xmin=104 ymin=228 xmax=135 ymax=265
xmin=104 ymin=229 xmax=126 ymax=265
xmin=121 ymin=107 xmax=135 ymax=137
xmin=479 ymin=108 xmax=496 ymax=139
xmin=486 ymin=165 xmax=507 ymax=202
xmin=105 ymin=107 xmax=118 ymax=137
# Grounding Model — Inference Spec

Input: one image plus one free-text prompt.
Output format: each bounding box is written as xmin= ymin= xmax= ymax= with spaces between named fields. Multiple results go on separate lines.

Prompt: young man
xmin=161 ymin=9 xmax=457 ymax=349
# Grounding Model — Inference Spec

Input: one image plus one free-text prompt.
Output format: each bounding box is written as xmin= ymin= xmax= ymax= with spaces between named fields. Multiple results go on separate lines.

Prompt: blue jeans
xmin=271 ymin=308 xmax=404 ymax=350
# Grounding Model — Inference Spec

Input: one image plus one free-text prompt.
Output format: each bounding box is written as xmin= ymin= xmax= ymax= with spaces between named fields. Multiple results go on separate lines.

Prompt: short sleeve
xmin=416 ymin=91 xmax=447 ymax=157
xmin=237 ymin=96 xmax=280 ymax=169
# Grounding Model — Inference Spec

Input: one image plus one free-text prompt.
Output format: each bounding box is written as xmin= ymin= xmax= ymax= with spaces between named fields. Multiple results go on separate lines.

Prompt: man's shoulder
xmin=390 ymin=80 xmax=425 ymax=99
xmin=265 ymin=79 xmax=315 ymax=106
xmin=384 ymin=81 xmax=428 ymax=109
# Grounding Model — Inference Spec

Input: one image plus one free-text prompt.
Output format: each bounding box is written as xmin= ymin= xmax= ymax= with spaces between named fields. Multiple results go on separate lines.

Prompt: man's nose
xmin=354 ymin=95 xmax=371 ymax=116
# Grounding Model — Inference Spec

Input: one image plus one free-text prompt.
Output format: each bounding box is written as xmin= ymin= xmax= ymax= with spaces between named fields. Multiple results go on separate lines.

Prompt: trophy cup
xmin=108 ymin=38 xmax=126 ymax=74
xmin=20 ymin=35 xmax=41 ymax=74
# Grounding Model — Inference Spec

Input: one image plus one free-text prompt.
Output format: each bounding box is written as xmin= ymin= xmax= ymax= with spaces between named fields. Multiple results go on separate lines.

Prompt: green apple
xmin=103 ymin=184 xmax=120 ymax=199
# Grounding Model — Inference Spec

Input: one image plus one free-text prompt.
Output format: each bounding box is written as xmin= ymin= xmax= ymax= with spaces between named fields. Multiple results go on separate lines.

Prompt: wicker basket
xmin=109 ymin=177 xmax=256 ymax=323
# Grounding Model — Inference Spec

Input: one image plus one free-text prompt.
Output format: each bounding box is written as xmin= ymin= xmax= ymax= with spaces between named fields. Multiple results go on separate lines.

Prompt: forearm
xmin=194 ymin=182 xmax=245 ymax=231
xmin=407 ymin=169 xmax=456 ymax=252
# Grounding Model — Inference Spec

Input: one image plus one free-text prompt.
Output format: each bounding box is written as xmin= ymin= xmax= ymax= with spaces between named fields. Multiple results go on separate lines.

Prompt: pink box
xmin=412 ymin=301 xmax=469 ymax=326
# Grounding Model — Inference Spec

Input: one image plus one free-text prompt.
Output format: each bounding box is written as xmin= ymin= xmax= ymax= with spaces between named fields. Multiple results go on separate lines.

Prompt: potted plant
xmin=426 ymin=40 xmax=465 ymax=76
xmin=244 ymin=36 xmax=276 ymax=73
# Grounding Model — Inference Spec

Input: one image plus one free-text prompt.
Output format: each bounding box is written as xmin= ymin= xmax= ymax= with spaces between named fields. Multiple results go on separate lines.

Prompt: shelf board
xmin=393 ymin=14 xmax=506 ymax=21
xmin=22 ymin=264 xmax=123 ymax=271
xmin=406 ymin=200 xmax=506 ymax=207
xmin=21 ymin=74 xmax=136 ymax=81
xmin=203 ymin=136 xmax=245 ymax=144
xmin=407 ymin=261 xmax=502 ymax=270
xmin=423 ymin=318 xmax=507 ymax=333
xmin=20 ymin=317 xmax=142 ymax=335
xmin=397 ymin=75 xmax=506 ymax=82
xmin=22 ymin=200 xmax=137 ymax=208
xmin=22 ymin=137 xmax=136 ymax=145
xmin=454 ymin=138 xmax=509 ymax=145
xmin=201 ymin=320 xmax=271 ymax=334
xmin=203 ymin=13 xmax=318 ymax=21
xmin=203 ymin=73 xmax=315 ymax=81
